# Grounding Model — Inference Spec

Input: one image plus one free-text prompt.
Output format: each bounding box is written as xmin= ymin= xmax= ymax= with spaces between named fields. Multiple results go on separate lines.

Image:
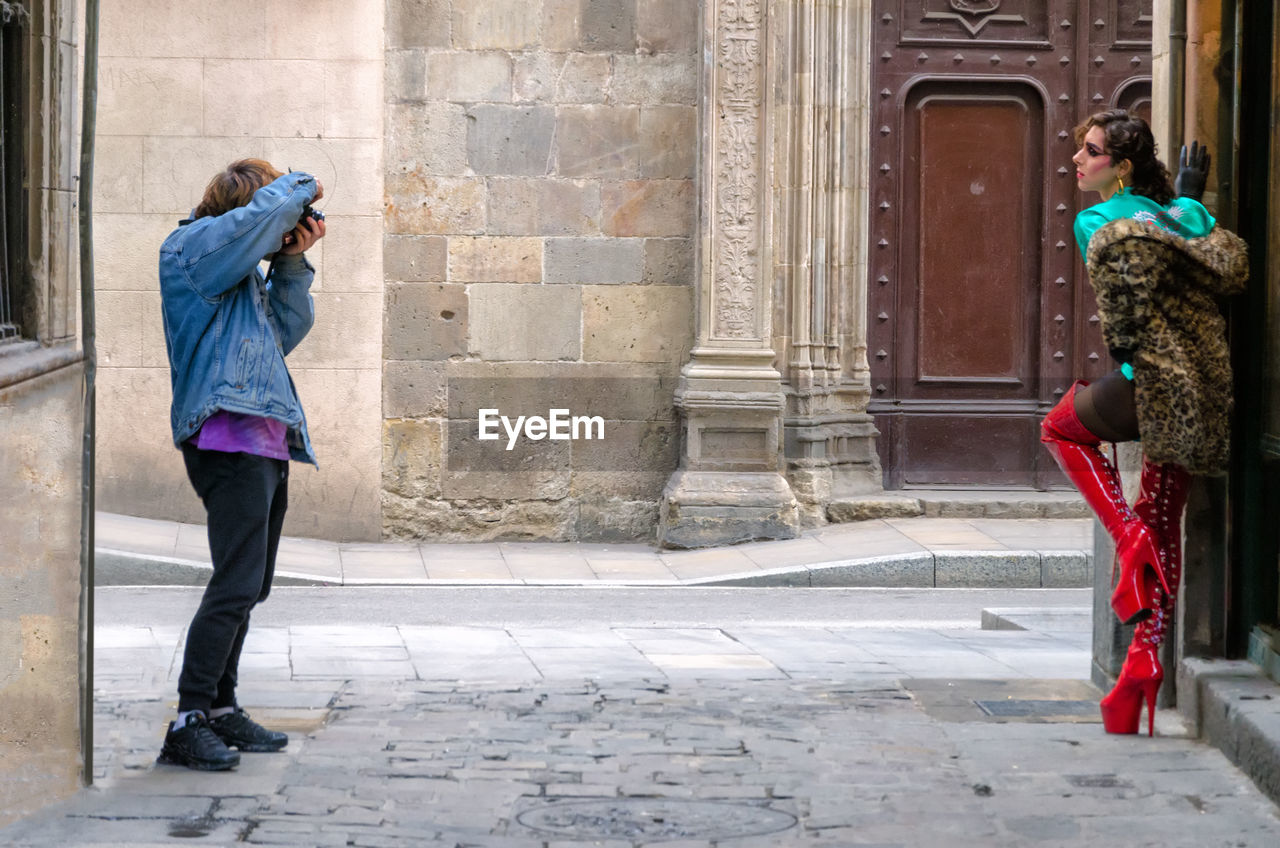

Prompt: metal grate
xmin=0 ymin=2 xmax=29 ymax=345
xmin=974 ymin=698 xmax=1099 ymax=718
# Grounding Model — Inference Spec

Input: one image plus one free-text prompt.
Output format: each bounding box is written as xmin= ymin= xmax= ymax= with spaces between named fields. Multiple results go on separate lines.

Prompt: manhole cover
xmin=975 ymin=699 xmax=1098 ymax=717
xmin=516 ymin=798 xmax=797 ymax=842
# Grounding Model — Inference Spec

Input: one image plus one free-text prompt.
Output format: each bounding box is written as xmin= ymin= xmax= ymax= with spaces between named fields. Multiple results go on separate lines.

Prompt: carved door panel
xmin=869 ymin=0 xmax=1152 ymax=488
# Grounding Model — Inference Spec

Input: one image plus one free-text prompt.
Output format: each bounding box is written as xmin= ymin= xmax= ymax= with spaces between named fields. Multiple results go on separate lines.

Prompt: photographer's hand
xmin=279 ymin=215 xmax=326 ymax=255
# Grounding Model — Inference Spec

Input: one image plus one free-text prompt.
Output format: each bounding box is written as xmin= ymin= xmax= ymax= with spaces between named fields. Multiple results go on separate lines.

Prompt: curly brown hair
xmin=193 ymin=159 xmax=284 ymax=219
xmin=1073 ymin=109 xmax=1175 ymax=204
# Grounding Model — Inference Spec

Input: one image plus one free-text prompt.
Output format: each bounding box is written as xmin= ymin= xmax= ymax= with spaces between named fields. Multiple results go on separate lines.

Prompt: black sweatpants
xmin=178 ymin=444 xmax=289 ymax=714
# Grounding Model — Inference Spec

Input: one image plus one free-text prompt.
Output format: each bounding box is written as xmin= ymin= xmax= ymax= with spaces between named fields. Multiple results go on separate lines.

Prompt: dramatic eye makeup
xmin=1085 ymin=142 xmax=1106 ymax=157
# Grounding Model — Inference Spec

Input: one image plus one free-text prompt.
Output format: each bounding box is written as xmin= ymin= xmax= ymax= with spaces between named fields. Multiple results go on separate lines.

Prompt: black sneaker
xmin=157 ymin=712 xmax=240 ymax=770
xmin=209 ymin=707 xmax=288 ymax=752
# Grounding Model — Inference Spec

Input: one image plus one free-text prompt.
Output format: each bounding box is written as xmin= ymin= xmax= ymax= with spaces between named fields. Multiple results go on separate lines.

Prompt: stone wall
xmin=382 ymin=0 xmax=697 ymax=542
xmin=0 ymin=0 xmax=85 ymax=823
xmin=91 ymin=0 xmax=386 ymax=541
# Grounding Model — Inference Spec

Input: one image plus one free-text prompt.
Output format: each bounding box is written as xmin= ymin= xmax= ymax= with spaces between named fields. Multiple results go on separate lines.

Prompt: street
xmin=2 ymin=586 xmax=1278 ymax=846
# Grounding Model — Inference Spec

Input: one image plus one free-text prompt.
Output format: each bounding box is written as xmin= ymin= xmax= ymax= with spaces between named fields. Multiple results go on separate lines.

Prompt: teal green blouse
xmin=1073 ymin=191 xmax=1216 ymax=263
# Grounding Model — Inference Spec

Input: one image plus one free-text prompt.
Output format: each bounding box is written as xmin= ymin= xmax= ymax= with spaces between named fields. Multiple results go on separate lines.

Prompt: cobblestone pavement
xmin=4 ymin=607 xmax=1280 ymax=846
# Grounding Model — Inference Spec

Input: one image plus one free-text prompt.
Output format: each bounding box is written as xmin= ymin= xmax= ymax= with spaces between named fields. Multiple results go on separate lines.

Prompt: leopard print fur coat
xmin=1086 ymin=218 xmax=1249 ymax=474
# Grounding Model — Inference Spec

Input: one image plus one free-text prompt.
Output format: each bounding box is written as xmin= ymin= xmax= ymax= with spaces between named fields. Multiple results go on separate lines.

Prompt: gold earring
xmin=1117 ymin=175 xmax=1125 ymax=194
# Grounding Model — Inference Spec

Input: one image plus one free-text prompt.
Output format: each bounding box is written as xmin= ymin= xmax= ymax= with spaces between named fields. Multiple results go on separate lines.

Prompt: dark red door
xmin=869 ymin=0 xmax=1152 ymax=488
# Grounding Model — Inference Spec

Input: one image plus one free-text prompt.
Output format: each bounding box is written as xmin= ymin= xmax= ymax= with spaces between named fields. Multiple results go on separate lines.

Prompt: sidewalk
xmin=95 ymin=511 xmax=1094 ymax=588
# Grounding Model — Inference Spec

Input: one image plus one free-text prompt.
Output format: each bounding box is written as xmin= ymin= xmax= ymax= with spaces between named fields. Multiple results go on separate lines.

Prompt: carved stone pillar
xmin=772 ymin=0 xmax=881 ymax=526
xmin=658 ymin=0 xmax=800 ymax=548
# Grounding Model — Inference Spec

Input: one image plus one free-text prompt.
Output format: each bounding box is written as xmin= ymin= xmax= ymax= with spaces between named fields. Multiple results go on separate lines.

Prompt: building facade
xmin=0 ymin=0 xmax=87 ymax=825
xmin=89 ymin=1 xmax=1159 ymax=549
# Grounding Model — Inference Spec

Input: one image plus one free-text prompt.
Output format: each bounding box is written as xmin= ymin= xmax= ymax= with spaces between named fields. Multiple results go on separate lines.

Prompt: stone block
xmin=452 ymin=0 xmax=541 ymax=50
xmin=602 ymin=180 xmax=695 ymax=237
xmin=466 ymin=105 xmax=556 ymax=176
xmin=642 ymin=238 xmax=694 ymax=286
xmin=383 ymin=282 xmax=469 ymax=361
xmin=288 ymin=367 xmax=383 ymax=541
xmin=469 ymin=284 xmax=581 ymax=361
xmin=140 ymin=292 xmax=168 ymax=369
xmin=581 ymin=0 xmax=636 ymax=51
xmin=808 ymin=553 xmax=937 ymax=588
xmin=385 ymin=174 xmax=486 ymax=235
xmin=545 ymin=238 xmax=644 ymax=284
xmin=324 ymin=60 xmax=383 ymax=139
xmin=576 ymin=498 xmax=660 ymax=543
xmin=583 ymin=285 xmax=693 ymax=362
xmin=383 ymin=419 xmax=444 ymax=499
xmin=442 ymin=418 xmax=571 ymax=500
xmin=142 ymin=137 xmax=260 ymax=215
xmin=612 ymin=54 xmax=698 ymax=105
xmin=933 ymin=552 xmax=1042 ymax=589
xmin=95 ymin=291 xmax=146 ymax=368
xmin=266 ymin=0 xmax=383 ymax=60
xmin=315 ymin=215 xmax=383 ymax=293
xmin=427 ymin=52 xmax=512 ymax=103
xmin=386 ymin=49 xmax=427 ymax=102
xmin=1040 ymin=551 xmax=1091 ymax=588
xmin=555 ymin=106 xmax=641 ymax=179
xmin=487 ymin=179 xmax=602 ymax=236
xmin=99 ymin=57 xmax=203 ymax=137
xmin=639 ymin=106 xmax=696 ymax=179
xmin=96 ymin=367 xmax=204 ymax=527
xmin=263 ymin=137 xmax=383 ymax=217
xmin=93 ymin=214 xmax=175 ymax=290
xmin=289 ymin=292 xmax=383 ymax=370
xmin=204 ymin=60 xmax=327 ymax=138
xmin=448 ymin=237 xmax=542 ymax=283
xmin=383 ymin=494 xmax=577 ymax=542
xmin=387 ymin=102 xmax=469 ymax=175
xmin=100 ymin=0 xmax=265 ymax=59
xmin=827 ymin=496 xmax=925 ymax=523
xmin=637 ymin=0 xmax=700 ymax=53
xmin=445 ymin=362 xmax=678 ymax=421
xmin=514 ymin=54 xmax=612 ymax=104
xmin=384 ymin=234 xmax=448 ymax=282
xmin=387 ymin=0 xmax=452 ymax=49
xmin=383 ymin=361 xmax=448 ymax=418
xmin=541 ymin=0 xmax=581 ymax=50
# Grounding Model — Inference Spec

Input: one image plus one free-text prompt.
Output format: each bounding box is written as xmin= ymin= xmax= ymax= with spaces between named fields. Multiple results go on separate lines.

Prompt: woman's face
xmin=1072 ymin=125 xmax=1127 ymax=199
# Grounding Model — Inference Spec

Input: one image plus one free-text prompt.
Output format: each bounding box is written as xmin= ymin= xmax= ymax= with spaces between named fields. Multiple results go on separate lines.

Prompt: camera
xmin=302 ymin=206 xmax=324 ymax=223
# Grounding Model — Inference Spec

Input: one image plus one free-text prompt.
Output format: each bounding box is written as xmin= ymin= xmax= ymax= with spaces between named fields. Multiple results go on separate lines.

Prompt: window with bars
xmin=0 ymin=2 xmax=28 ymax=346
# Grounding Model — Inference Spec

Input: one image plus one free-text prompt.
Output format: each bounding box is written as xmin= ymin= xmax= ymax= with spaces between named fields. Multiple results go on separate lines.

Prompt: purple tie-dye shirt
xmin=191 ymin=411 xmax=290 ymax=461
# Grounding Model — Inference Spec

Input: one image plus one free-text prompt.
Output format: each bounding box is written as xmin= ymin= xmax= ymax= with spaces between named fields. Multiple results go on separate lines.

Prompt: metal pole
xmin=77 ymin=0 xmax=99 ymax=787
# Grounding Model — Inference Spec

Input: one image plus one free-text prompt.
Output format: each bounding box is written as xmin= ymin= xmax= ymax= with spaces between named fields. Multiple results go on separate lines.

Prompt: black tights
xmin=1074 ymin=369 xmax=1140 ymax=443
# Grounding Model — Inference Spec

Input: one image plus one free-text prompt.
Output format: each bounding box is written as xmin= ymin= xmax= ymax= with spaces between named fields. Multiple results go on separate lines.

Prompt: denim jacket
xmin=159 ymin=172 xmax=319 ymax=464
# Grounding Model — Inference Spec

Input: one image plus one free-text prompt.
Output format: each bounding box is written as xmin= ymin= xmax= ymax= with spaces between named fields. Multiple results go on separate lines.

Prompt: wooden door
xmin=869 ymin=0 xmax=1152 ymax=488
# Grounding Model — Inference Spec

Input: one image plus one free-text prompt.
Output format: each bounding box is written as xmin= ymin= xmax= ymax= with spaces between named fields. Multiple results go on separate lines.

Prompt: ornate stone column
xmin=658 ymin=0 xmax=800 ymax=548
xmin=772 ymin=0 xmax=881 ymax=525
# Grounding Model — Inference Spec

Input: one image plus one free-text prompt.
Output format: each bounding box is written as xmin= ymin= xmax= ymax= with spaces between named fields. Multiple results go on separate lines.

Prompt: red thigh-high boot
xmin=1101 ymin=458 xmax=1192 ymax=736
xmin=1040 ymin=382 xmax=1168 ymax=624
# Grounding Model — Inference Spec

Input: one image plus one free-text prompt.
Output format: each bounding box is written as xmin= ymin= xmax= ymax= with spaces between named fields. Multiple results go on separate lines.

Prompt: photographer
xmin=156 ymin=159 xmax=326 ymax=770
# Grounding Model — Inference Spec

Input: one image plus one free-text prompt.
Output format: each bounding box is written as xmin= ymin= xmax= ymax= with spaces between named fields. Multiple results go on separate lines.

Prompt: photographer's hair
xmin=193 ymin=159 xmax=284 ymax=219
xmin=1073 ymin=109 xmax=1175 ymax=204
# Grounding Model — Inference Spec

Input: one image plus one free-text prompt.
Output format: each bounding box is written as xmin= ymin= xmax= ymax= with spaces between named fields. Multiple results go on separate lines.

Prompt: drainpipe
xmin=1168 ymin=0 xmax=1187 ymax=163
xmin=1184 ymin=0 xmax=1201 ymax=148
xmin=78 ymin=0 xmax=99 ymax=787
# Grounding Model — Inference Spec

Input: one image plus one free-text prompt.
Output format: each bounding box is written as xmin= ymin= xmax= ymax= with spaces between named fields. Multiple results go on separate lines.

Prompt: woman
xmin=1041 ymin=110 xmax=1248 ymax=736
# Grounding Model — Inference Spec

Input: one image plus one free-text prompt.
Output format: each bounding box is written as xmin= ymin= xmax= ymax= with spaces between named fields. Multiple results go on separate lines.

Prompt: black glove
xmin=1174 ymin=140 xmax=1210 ymax=201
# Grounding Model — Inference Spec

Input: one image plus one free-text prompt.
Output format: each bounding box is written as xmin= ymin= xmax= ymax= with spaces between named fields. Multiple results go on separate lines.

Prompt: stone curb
xmin=95 ymin=547 xmax=1092 ymax=589
xmin=94 ymin=549 xmax=335 ymax=588
xmin=694 ymin=549 xmax=1090 ymax=589
xmin=1178 ymin=657 xmax=1280 ymax=807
